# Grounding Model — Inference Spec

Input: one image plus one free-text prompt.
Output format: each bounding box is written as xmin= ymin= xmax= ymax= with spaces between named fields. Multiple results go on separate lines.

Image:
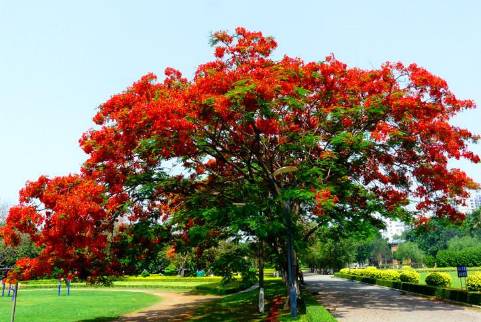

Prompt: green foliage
xmin=302 ymin=235 xmax=356 ymax=271
xmin=399 ymin=269 xmax=420 ymax=284
xmin=240 ymin=267 xmax=258 ymax=287
xmin=140 ymin=269 xmax=150 ymax=278
xmin=447 ymin=236 xmax=481 ymax=251
xmin=405 ymin=217 xmax=466 ymax=257
xmin=210 ymin=242 xmax=256 ymax=285
xmin=436 ymin=246 xmax=481 ymax=267
xmin=354 ymin=232 xmax=391 ymax=266
xmin=0 ymin=233 xmax=39 ymax=268
xmin=425 ymin=272 xmax=452 ymax=287
xmin=467 ymin=271 xmax=481 ymax=291
xmin=163 ymin=263 xmax=177 ymax=276
xmin=393 ymin=242 xmax=425 ymax=265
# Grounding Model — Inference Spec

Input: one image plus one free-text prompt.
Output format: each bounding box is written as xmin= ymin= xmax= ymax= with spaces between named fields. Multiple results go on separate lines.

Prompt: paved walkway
xmin=304 ymin=274 xmax=481 ymax=322
xmin=115 ymin=290 xmax=218 ymax=322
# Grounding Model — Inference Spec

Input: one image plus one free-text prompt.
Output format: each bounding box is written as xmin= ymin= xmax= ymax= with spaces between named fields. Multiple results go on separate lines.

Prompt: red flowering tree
xmin=1 ymin=175 xmax=117 ymax=280
xmin=2 ymin=27 xmax=479 ymax=316
xmin=77 ymin=27 xmax=479 ymax=315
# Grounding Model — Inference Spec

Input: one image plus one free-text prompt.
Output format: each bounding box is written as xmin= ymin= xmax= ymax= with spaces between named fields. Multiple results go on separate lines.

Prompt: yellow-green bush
xmin=339 ymin=268 xmax=350 ymax=274
xmin=425 ymin=272 xmax=451 ymax=287
xmin=399 ymin=270 xmax=420 ymax=284
xmin=378 ymin=269 xmax=401 ymax=281
xmin=338 ymin=267 xmax=401 ymax=281
xmin=467 ymin=271 xmax=481 ymax=291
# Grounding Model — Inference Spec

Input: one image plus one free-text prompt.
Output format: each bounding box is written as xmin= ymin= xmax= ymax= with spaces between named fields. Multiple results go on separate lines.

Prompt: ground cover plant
xmin=0 ymin=289 xmax=159 ymax=322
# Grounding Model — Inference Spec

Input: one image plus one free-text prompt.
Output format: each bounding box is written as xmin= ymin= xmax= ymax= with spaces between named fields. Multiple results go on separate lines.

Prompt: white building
xmin=381 ymin=218 xmax=407 ymax=242
xmin=457 ymin=192 xmax=481 ymax=215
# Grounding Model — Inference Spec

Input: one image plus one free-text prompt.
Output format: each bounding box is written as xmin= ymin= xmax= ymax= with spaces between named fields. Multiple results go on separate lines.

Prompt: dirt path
xmin=305 ymin=274 xmax=481 ymax=322
xmin=115 ymin=290 xmax=219 ymax=322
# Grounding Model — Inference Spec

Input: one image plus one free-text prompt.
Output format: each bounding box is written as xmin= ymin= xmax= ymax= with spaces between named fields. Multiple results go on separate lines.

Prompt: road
xmin=304 ymin=274 xmax=481 ymax=322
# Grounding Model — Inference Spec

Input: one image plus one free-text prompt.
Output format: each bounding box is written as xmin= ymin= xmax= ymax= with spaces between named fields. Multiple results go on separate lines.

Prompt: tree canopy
xmin=1 ymin=27 xmax=479 ymax=283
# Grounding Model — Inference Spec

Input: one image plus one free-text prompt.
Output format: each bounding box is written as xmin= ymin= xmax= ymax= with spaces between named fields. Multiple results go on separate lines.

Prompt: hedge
xmin=335 ymin=272 xmax=481 ymax=306
xmin=416 ymin=267 xmax=481 ymax=273
xmin=436 ymin=246 xmax=481 ymax=267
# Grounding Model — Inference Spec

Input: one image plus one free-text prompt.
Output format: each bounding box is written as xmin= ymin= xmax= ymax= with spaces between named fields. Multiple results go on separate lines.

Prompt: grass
xmin=189 ymin=279 xmax=336 ymax=322
xmin=0 ymin=289 xmax=159 ymax=322
xmin=293 ymin=290 xmax=337 ymax=322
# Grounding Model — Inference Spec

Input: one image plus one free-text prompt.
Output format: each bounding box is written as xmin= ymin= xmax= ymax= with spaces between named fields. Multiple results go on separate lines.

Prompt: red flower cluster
xmin=0 ymin=175 xmax=114 ymax=280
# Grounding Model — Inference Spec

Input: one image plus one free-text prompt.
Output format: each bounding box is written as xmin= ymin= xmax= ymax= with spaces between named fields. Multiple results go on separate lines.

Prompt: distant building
xmin=381 ymin=218 xmax=407 ymax=242
xmin=456 ymin=192 xmax=481 ymax=214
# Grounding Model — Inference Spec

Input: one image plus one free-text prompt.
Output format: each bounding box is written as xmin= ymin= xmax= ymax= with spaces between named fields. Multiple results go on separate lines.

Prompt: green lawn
xmin=19 ymin=275 xmax=255 ymax=295
xmin=0 ymin=289 xmax=159 ymax=322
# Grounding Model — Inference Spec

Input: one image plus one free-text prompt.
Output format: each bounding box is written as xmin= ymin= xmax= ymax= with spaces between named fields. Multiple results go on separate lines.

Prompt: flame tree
xmin=2 ymin=27 xmax=479 ymax=316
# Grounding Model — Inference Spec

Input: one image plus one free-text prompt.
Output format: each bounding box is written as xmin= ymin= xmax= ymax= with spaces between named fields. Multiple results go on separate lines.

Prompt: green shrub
xmin=163 ymin=263 xmax=177 ymax=276
xmin=240 ymin=267 xmax=257 ymax=288
xmin=467 ymin=271 xmax=481 ymax=291
xmin=425 ymin=272 xmax=451 ymax=287
xmin=399 ymin=270 xmax=420 ymax=284
xmin=140 ymin=269 xmax=150 ymax=278
xmin=339 ymin=268 xmax=350 ymax=274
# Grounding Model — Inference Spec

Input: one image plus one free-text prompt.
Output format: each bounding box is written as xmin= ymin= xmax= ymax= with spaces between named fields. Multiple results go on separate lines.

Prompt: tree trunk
xmin=284 ymin=200 xmax=298 ymax=318
xmin=258 ymin=240 xmax=265 ymax=313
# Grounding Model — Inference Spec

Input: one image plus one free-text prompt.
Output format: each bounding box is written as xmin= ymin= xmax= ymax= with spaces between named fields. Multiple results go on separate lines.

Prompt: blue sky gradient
xmin=0 ymin=0 xmax=480 ymax=204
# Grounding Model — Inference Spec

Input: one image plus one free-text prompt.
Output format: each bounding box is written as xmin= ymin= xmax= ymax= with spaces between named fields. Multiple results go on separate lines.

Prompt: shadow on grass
xmin=80 ymin=280 xmax=291 ymax=322
xmin=188 ymin=280 xmax=287 ymax=322
xmin=189 ymin=281 xmax=245 ymax=296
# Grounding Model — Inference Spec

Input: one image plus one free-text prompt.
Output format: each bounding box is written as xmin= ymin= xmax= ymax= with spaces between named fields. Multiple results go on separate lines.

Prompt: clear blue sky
xmin=0 ymin=0 xmax=480 ymax=204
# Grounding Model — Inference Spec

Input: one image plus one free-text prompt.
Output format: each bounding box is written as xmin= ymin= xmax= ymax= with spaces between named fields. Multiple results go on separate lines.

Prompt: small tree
xmin=394 ymin=242 xmax=425 ymax=266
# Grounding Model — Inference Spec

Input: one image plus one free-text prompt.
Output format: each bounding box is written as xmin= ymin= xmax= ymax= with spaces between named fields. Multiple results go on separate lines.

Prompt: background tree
xmin=447 ymin=235 xmax=480 ymax=251
xmin=355 ymin=232 xmax=390 ymax=266
xmin=0 ymin=234 xmax=38 ymax=268
xmin=405 ymin=217 xmax=466 ymax=257
xmin=393 ymin=241 xmax=425 ymax=266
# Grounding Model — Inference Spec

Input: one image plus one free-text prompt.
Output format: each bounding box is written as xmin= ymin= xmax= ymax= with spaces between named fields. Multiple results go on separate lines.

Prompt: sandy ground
xmin=304 ymin=274 xmax=481 ymax=322
xmin=115 ymin=290 xmax=219 ymax=322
